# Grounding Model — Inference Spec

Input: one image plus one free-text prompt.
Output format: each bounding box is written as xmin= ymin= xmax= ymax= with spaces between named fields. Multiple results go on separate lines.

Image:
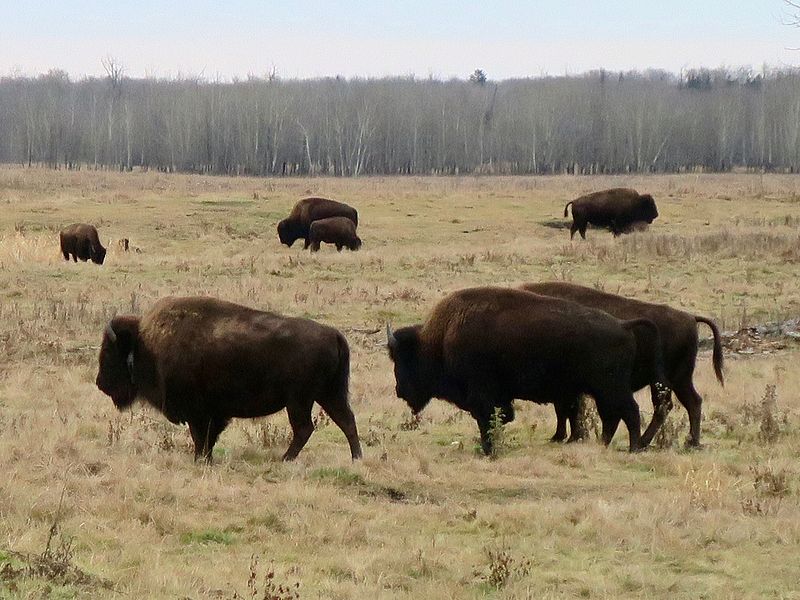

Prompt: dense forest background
xmin=2 ymin=65 xmax=799 ymax=176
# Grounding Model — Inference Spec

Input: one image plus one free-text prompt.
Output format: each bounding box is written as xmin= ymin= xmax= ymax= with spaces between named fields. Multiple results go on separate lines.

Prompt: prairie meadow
xmin=1 ymin=167 xmax=799 ymax=599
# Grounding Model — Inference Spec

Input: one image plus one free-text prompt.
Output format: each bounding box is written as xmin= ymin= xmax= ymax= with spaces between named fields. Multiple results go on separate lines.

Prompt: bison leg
xmin=569 ymin=221 xmax=579 ymax=240
xmin=336 ymin=244 xmax=343 ymax=252
xmin=310 ymin=241 xmax=320 ymax=252
xmin=617 ymin=395 xmax=643 ymax=452
xmin=497 ymin=400 xmax=515 ymax=424
xmin=282 ymin=403 xmax=314 ymax=461
xmin=566 ymin=397 xmax=587 ymax=442
xmin=303 ymin=237 xmax=311 ymax=250
xmin=71 ymin=252 xmax=78 ymax=262
xmin=319 ymin=401 xmax=363 ymax=460
xmin=640 ymin=384 xmax=674 ymax=448
xmin=470 ymin=398 xmax=498 ymax=456
xmin=62 ymin=250 xmax=70 ymax=261
xmin=551 ymin=401 xmax=569 ymax=442
xmin=594 ymin=401 xmax=622 ymax=447
xmin=672 ymin=380 xmax=704 ymax=448
xmin=189 ymin=417 xmax=229 ymax=464
xmin=578 ymin=223 xmax=587 ymax=240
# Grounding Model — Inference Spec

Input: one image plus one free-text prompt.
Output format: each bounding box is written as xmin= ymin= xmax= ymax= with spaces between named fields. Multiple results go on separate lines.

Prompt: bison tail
xmin=621 ymin=318 xmax=668 ymax=388
xmin=333 ymin=332 xmax=351 ymax=408
xmin=563 ymin=201 xmax=573 ymax=218
xmin=695 ymin=316 xmax=724 ymax=386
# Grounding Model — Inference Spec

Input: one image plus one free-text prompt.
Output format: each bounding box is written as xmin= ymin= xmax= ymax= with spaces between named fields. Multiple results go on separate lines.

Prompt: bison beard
xmin=521 ymin=281 xmax=724 ymax=447
xmin=386 ymin=287 xmax=671 ymax=455
xmin=95 ymin=296 xmax=363 ymax=463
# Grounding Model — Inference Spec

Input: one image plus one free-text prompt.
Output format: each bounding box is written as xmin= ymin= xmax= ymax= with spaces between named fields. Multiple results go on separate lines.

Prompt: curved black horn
xmin=105 ymin=322 xmax=117 ymax=343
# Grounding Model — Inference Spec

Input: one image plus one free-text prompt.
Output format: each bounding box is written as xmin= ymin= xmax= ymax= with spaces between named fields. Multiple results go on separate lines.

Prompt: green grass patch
xmin=310 ymin=467 xmax=366 ymax=487
xmin=179 ymin=529 xmax=235 ymax=546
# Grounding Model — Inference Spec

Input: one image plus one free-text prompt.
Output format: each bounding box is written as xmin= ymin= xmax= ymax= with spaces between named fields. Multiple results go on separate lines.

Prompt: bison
xmin=386 ymin=287 xmax=670 ymax=455
xmin=521 ymin=282 xmax=724 ymax=447
xmin=96 ymin=296 xmax=363 ymax=463
xmin=59 ymin=223 xmax=106 ymax=264
xmin=309 ymin=217 xmax=362 ymax=252
xmin=563 ymin=188 xmax=658 ymax=239
xmin=277 ymin=197 xmax=358 ymax=249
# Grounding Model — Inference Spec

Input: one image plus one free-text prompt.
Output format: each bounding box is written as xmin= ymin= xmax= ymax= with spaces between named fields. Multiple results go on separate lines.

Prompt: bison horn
xmin=105 ymin=322 xmax=117 ymax=343
xmin=386 ymin=323 xmax=397 ymax=349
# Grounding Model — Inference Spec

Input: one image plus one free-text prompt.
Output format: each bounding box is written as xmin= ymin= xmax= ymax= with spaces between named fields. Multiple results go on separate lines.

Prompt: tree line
xmin=1 ymin=66 xmax=799 ymax=176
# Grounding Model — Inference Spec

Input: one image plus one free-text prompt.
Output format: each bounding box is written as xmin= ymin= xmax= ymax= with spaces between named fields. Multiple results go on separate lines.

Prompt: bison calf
xmin=60 ymin=223 xmax=106 ymax=264
xmin=309 ymin=217 xmax=362 ymax=252
xmin=96 ymin=296 xmax=363 ymax=463
xmin=564 ymin=188 xmax=658 ymax=239
xmin=521 ymin=282 xmax=724 ymax=447
xmin=386 ymin=287 xmax=671 ymax=455
xmin=277 ymin=197 xmax=358 ymax=249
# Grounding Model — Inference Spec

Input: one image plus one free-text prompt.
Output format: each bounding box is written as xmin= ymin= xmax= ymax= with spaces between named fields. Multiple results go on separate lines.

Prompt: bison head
xmin=96 ymin=317 xmax=139 ymax=409
xmin=91 ymin=245 xmax=107 ymax=265
xmin=637 ymin=194 xmax=659 ymax=223
xmin=349 ymin=236 xmax=363 ymax=251
xmin=277 ymin=219 xmax=302 ymax=247
xmin=386 ymin=324 xmax=433 ymax=414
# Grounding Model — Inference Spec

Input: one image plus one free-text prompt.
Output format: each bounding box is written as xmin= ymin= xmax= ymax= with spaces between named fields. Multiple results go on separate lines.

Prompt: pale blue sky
xmin=1 ymin=1 xmax=798 ymax=79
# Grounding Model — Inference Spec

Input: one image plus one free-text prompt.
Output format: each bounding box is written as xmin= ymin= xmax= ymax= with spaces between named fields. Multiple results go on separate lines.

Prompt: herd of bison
xmin=56 ymin=187 xmax=727 ymax=462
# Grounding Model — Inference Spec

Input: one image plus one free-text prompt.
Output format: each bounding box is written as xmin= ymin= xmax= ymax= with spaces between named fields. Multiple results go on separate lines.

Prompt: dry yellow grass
xmin=1 ymin=167 xmax=799 ymax=599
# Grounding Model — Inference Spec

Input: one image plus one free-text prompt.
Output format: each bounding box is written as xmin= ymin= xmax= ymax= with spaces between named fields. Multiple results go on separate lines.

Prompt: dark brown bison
xmin=309 ymin=217 xmax=362 ymax=252
xmin=386 ymin=287 xmax=670 ymax=455
xmin=563 ymin=188 xmax=658 ymax=239
xmin=96 ymin=296 xmax=362 ymax=463
xmin=59 ymin=223 xmax=106 ymax=264
xmin=521 ymin=282 xmax=724 ymax=447
xmin=277 ymin=197 xmax=358 ymax=249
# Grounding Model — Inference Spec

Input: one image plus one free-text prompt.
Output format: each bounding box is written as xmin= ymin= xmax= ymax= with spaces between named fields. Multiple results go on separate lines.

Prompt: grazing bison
xmin=96 ymin=296 xmax=362 ymax=463
xmin=386 ymin=287 xmax=670 ymax=455
xmin=563 ymin=188 xmax=658 ymax=239
xmin=277 ymin=197 xmax=358 ymax=249
xmin=521 ymin=282 xmax=724 ymax=447
xmin=59 ymin=223 xmax=106 ymax=264
xmin=309 ymin=217 xmax=362 ymax=252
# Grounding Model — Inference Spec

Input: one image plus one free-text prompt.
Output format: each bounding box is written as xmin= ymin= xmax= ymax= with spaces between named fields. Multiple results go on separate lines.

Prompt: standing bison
xmin=309 ymin=217 xmax=362 ymax=252
xmin=386 ymin=287 xmax=670 ymax=455
xmin=563 ymin=188 xmax=658 ymax=239
xmin=521 ymin=282 xmax=724 ymax=447
xmin=96 ymin=296 xmax=363 ymax=463
xmin=277 ymin=197 xmax=358 ymax=249
xmin=60 ymin=223 xmax=106 ymax=264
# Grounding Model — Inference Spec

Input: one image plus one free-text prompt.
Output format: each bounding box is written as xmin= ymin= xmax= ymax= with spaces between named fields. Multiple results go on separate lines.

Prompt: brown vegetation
xmin=0 ymin=168 xmax=799 ymax=598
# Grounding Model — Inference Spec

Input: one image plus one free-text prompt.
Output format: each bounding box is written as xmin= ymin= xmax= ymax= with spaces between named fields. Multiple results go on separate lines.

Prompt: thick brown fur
xmin=563 ymin=188 xmax=658 ymax=239
xmin=277 ymin=197 xmax=358 ymax=248
xmin=95 ymin=296 xmax=362 ymax=463
xmin=387 ymin=287 xmax=671 ymax=454
xmin=522 ymin=282 xmax=724 ymax=446
xmin=308 ymin=216 xmax=362 ymax=252
xmin=59 ymin=223 xmax=106 ymax=264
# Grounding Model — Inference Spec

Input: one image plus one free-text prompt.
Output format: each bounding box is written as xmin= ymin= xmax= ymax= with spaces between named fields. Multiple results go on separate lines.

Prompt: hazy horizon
xmin=2 ymin=1 xmax=799 ymax=81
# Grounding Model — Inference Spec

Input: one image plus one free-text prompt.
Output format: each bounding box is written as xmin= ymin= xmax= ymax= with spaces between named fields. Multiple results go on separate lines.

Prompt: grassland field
xmin=1 ymin=167 xmax=800 ymax=599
